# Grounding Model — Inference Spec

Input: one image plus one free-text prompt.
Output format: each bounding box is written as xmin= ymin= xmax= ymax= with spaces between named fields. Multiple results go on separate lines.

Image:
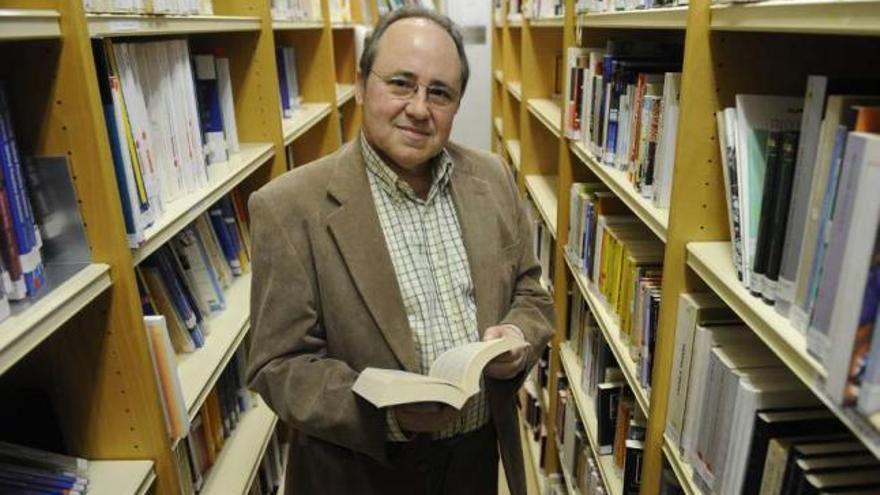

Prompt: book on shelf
xmin=271 ymin=0 xmax=323 ymax=21
xmin=328 ymin=0 xmax=352 ymax=23
xmin=276 ymin=46 xmax=303 ymax=119
xmin=529 ymin=0 xmax=563 ymax=19
xmin=194 ymin=53 xmax=240 ymax=168
xmin=352 ymin=337 xmax=528 ymax=409
xmin=144 ymin=315 xmax=191 ymax=443
xmin=0 ymin=82 xmax=46 ymax=303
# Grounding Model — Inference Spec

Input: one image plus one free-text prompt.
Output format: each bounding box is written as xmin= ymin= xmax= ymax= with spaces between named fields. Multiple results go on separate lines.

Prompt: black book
xmin=763 ymin=131 xmax=801 ymax=304
xmin=751 ymin=130 xmax=783 ymax=298
xmin=780 ymin=440 xmax=866 ymax=495
xmin=623 ymin=439 xmax=644 ymax=495
xmin=790 ymin=454 xmax=879 ymax=494
xmin=800 ymin=469 xmax=880 ymax=495
xmin=595 ymin=382 xmax=624 ymax=455
xmin=742 ymin=408 xmax=845 ymax=494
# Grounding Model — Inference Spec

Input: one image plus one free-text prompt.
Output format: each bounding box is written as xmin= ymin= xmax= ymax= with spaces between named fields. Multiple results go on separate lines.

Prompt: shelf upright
xmin=639 ymin=1 xmax=728 ymax=492
xmin=0 ymin=0 xmax=184 ymax=492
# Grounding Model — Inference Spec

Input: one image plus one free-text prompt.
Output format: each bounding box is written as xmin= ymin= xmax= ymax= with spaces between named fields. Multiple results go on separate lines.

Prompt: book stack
xmin=271 ymin=0 xmax=322 ymax=21
xmin=576 ymin=0 xmax=685 ymax=13
xmin=564 ymin=40 xmax=682 ymax=209
xmin=716 ymin=76 xmax=880 ymax=416
xmin=661 ymin=290 xmax=880 ymax=494
xmin=94 ymin=39 xmax=241 ymax=248
xmin=137 ymin=191 xmax=251 ymax=355
xmin=250 ymin=429 xmax=286 ymax=495
xmin=556 ymin=376 xmax=608 ymax=494
xmin=567 ymin=182 xmax=664 ymax=393
xmin=83 ymin=0 xmax=214 ymax=14
xmin=0 ymin=83 xmax=46 ymax=318
xmin=528 ymin=0 xmax=563 ymax=19
xmin=0 ymin=442 xmax=89 ymax=494
xmin=176 ymin=348 xmax=255 ymax=494
xmin=276 ymin=45 xmax=303 ymax=120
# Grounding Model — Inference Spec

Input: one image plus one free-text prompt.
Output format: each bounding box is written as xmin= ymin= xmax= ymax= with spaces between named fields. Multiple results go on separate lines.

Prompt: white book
xmin=352 ymin=337 xmax=528 ymax=409
xmin=822 ymin=132 xmax=880 ymax=403
xmin=665 ymin=292 xmax=737 ymax=446
xmin=653 ymin=72 xmax=681 ymax=209
xmin=171 ymin=228 xmax=226 ymax=315
xmin=195 ymin=215 xmax=232 ymax=289
xmin=215 ymin=57 xmax=240 ymax=154
xmin=679 ymin=324 xmax=754 ymax=457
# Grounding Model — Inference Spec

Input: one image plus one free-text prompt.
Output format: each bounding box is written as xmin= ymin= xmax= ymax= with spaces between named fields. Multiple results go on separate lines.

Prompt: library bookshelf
xmin=492 ymin=0 xmax=880 ymax=493
xmin=0 ymin=0 xmax=373 ymax=493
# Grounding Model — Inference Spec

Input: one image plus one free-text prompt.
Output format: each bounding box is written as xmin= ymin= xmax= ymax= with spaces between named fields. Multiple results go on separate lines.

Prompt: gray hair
xmin=359 ymin=7 xmax=470 ymax=97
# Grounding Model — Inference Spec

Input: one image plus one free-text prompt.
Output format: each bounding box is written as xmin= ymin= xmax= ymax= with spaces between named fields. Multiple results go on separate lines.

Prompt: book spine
xmin=763 ymin=131 xmax=800 ymax=303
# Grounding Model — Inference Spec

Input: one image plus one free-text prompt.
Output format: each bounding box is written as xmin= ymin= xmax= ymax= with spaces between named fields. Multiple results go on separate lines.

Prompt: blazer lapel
xmin=450 ymin=162 xmax=500 ymax=339
xmin=325 ymin=142 xmax=419 ymax=373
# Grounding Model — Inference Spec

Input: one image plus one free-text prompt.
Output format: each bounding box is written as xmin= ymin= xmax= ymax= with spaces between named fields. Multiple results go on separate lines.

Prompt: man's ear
xmin=355 ymin=70 xmax=365 ymax=105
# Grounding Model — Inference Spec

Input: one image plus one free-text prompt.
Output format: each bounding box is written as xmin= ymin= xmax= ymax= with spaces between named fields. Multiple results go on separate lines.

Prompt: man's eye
xmin=388 ymin=78 xmax=413 ymax=88
xmin=427 ymin=87 xmax=452 ymax=100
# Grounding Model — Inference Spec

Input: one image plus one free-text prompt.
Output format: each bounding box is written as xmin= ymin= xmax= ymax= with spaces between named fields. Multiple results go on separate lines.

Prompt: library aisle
xmin=493 ymin=0 xmax=880 ymax=493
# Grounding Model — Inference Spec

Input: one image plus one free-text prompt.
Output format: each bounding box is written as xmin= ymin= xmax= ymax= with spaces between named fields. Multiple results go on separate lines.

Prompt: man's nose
xmin=405 ymin=88 xmax=431 ymax=120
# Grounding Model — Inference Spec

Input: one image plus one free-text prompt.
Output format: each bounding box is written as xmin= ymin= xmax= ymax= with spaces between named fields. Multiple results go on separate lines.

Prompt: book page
xmin=428 ymin=337 xmax=526 ymax=395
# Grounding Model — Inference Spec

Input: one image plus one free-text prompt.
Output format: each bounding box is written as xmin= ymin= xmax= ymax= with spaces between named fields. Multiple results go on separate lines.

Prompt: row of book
xmin=271 ymin=0 xmax=322 ymax=21
xmin=276 ymin=46 xmax=303 ymax=120
xmin=575 ymin=0 xmax=684 ymax=14
xmin=564 ymin=40 xmax=682 ymax=210
xmin=83 ymin=0 xmax=214 ymax=14
xmin=95 ymin=38 xmax=241 ymax=248
xmin=377 ymin=0 xmax=435 ymax=15
xmin=137 ymin=191 xmax=250 ymax=353
xmin=0 ymin=441 xmax=90 ymax=494
xmin=566 ymin=181 xmax=664 ymax=395
xmin=664 ymin=291 xmax=880 ymax=494
xmin=0 ymin=83 xmax=47 ymax=319
xmin=716 ymin=77 xmax=880 ymax=414
xmin=172 ymin=347 xmax=261 ymax=494
xmin=529 ymin=0 xmax=564 ymax=19
xmin=328 ymin=0 xmax=353 ymax=23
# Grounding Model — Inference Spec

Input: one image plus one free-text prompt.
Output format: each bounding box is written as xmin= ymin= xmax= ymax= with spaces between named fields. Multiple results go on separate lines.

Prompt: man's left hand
xmin=483 ymin=325 xmax=528 ymax=380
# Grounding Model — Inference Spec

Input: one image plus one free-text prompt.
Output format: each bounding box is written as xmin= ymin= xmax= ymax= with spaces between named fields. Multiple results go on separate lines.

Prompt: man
xmin=247 ymin=7 xmax=554 ymax=495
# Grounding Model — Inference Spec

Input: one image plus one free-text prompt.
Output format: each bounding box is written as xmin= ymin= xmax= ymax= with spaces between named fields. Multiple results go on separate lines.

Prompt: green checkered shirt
xmin=360 ymin=134 xmax=489 ymax=440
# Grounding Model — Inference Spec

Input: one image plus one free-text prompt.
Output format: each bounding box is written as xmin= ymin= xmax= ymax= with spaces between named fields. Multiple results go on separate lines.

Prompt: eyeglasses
xmin=370 ymin=70 xmax=460 ymax=109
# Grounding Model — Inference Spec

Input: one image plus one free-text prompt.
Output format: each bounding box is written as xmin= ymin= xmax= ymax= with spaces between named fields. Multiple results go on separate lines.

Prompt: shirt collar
xmin=360 ymin=132 xmax=453 ymax=204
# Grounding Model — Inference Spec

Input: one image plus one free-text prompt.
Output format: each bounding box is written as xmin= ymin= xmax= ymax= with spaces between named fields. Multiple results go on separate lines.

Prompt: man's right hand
xmin=392 ymin=403 xmax=459 ymax=433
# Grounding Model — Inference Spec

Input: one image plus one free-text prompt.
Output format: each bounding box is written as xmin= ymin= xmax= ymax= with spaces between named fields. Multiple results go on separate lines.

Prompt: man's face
xmin=357 ymin=18 xmax=462 ymax=172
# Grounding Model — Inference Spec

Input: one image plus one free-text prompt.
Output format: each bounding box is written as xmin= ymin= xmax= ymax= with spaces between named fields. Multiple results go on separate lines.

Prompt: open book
xmin=352 ymin=337 xmax=529 ymax=409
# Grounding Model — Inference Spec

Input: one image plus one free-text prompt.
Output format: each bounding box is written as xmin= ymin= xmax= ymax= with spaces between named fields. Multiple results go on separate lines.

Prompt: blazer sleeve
xmin=246 ymin=191 xmax=388 ymax=464
xmin=496 ymin=157 xmax=556 ymax=383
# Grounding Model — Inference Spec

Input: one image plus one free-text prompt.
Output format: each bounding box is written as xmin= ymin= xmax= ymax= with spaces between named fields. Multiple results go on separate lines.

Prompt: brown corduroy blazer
xmin=246 ymin=138 xmax=555 ymax=495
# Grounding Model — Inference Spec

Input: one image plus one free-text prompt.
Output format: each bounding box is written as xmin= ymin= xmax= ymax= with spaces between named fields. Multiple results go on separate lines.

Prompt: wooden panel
xmin=333 ymin=27 xmax=356 ymax=84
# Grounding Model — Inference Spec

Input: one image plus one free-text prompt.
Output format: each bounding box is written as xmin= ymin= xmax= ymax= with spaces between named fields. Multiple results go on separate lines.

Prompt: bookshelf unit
xmin=492 ymin=0 xmax=880 ymax=493
xmin=0 ymin=0 xmax=369 ymax=493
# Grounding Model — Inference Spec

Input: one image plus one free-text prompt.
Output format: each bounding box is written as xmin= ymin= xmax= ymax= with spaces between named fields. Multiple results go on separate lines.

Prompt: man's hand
xmin=483 ymin=324 xmax=528 ymax=380
xmin=392 ymin=403 xmax=459 ymax=433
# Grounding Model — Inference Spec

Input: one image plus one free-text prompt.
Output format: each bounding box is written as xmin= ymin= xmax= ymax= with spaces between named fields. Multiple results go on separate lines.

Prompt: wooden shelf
xmin=272 ymin=19 xmax=324 ymax=30
xmin=505 ymin=139 xmax=522 ymax=171
xmin=283 ymin=102 xmax=333 ymax=145
xmin=0 ymin=264 xmax=111 ymax=376
xmin=200 ymin=397 xmax=278 ymax=495
xmin=710 ymin=0 xmax=880 ymax=36
xmin=177 ymin=273 xmax=251 ymax=420
xmin=87 ymin=14 xmax=262 ymax=37
xmin=525 ymin=175 xmax=559 ymax=238
xmin=494 ymin=116 xmax=503 ymax=136
xmin=570 ymin=141 xmax=669 ymax=242
xmin=662 ymin=435 xmax=700 ymax=495
xmin=0 ymin=9 xmax=60 ymax=40
xmin=579 ymin=7 xmax=688 ymax=29
xmin=507 ymin=81 xmax=523 ymax=102
xmin=132 ymin=143 xmax=274 ymax=265
xmin=331 ymin=22 xmax=358 ymax=29
xmin=88 ymin=460 xmax=155 ymax=495
xmin=335 ymin=83 xmax=356 ymax=107
xmin=687 ymin=241 xmax=880 ymax=458
xmin=508 ymin=16 xmax=524 ymax=27
xmin=530 ymin=16 xmax=565 ymax=27
xmin=565 ymin=254 xmax=651 ymax=415
xmin=559 ymin=343 xmax=625 ymax=495
xmin=527 ymin=98 xmax=563 ymax=138
xmin=495 ymin=69 xmax=503 ymax=83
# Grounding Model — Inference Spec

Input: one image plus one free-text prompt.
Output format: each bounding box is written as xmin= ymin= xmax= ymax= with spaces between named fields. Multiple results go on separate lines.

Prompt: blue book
xmin=186 ymin=225 xmax=226 ymax=311
xmin=218 ymin=197 xmax=242 ymax=258
xmin=147 ymin=251 xmax=203 ymax=348
xmin=0 ymin=463 xmax=86 ymax=488
xmin=0 ymin=472 xmax=84 ymax=493
xmin=158 ymin=247 xmax=204 ymax=326
xmin=208 ymin=204 xmax=241 ymax=276
xmin=193 ymin=54 xmax=228 ymax=165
